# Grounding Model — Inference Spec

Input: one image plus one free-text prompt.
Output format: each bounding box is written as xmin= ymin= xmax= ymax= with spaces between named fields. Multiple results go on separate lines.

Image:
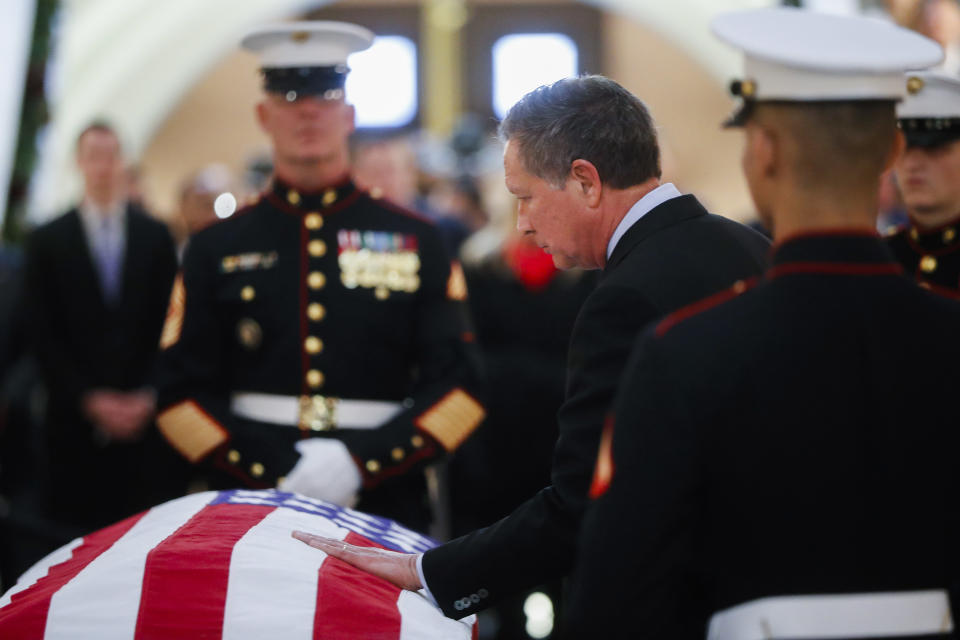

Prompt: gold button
xmin=410 ymin=435 xmax=425 ymax=449
xmin=287 ymin=190 xmax=301 ymax=206
xmin=227 ymin=449 xmax=241 ymax=464
xmin=370 ymin=186 xmax=383 ymax=199
xmin=307 ymin=303 xmax=326 ymax=322
xmin=241 ymin=285 xmax=255 ymax=302
xmin=944 ymin=227 xmax=956 ymax=243
xmin=322 ymin=189 xmax=337 ymax=206
xmin=305 ymin=336 xmax=323 ymax=354
xmin=277 ymin=476 xmax=286 ymax=486
xmin=910 ymin=227 xmax=919 ymax=241
xmin=308 ymin=239 xmax=327 ymax=257
xmin=920 ymin=255 xmax=938 ymax=273
xmin=250 ymin=462 xmax=265 ymax=478
xmin=365 ymin=459 xmax=381 ymax=473
xmin=375 ymin=286 xmax=389 ymax=300
xmin=308 ymin=271 xmax=326 ymax=289
xmin=391 ymin=447 xmax=404 ymax=461
xmin=306 ymin=369 xmax=325 ymax=388
xmin=732 ymin=280 xmax=746 ymax=294
xmin=305 ymin=213 xmax=323 ymax=230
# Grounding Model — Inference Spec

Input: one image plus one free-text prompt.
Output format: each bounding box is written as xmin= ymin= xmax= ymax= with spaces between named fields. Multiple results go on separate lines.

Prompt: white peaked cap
xmin=241 ymin=21 xmax=374 ymax=69
xmin=711 ymin=8 xmax=943 ymax=103
xmin=898 ymin=71 xmax=960 ymax=118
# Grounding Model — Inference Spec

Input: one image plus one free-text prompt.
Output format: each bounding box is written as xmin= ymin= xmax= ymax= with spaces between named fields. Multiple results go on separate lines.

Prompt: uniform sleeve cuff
xmin=416 ymin=553 xmax=439 ymax=608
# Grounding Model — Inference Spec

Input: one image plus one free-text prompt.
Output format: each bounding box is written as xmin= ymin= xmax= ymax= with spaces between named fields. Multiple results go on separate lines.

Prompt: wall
xmin=138 ymin=1 xmax=755 ymax=221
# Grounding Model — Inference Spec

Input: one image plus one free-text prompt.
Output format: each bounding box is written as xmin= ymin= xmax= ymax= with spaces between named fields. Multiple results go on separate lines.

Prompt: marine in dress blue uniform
xmin=887 ymin=71 xmax=960 ymax=297
xmin=569 ymin=9 xmax=958 ymax=638
xmin=155 ymin=23 xmax=484 ymax=532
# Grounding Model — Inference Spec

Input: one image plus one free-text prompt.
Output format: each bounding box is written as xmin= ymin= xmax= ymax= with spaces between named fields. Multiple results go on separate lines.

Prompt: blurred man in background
xmin=22 ymin=121 xmax=185 ymax=550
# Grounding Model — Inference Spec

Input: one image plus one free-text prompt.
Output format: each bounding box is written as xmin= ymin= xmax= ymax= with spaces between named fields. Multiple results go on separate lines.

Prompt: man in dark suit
xmin=293 ymin=75 xmax=770 ymax=622
xmin=568 ymin=9 xmax=956 ymax=638
xmin=22 ymin=122 xmax=182 ymax=541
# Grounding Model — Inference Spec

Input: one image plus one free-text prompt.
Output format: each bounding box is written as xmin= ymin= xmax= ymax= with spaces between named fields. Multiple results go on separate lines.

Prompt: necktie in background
xmin=95 ymin=217 xmax=123 ymax=304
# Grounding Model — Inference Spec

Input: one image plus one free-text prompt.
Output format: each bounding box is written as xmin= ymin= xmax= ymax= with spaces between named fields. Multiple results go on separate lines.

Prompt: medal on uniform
xmin=337 ymin=230 xmax=421 ymax=297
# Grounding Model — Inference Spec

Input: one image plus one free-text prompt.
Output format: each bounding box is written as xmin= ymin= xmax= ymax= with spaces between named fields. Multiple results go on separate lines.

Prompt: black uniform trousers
xmin=422 ymin=194 xmax=771 ymax=618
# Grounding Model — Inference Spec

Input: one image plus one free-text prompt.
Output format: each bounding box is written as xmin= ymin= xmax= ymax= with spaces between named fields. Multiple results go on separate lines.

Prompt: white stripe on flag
xmin=397 ymin=590 xmax=475 ymax=640
xmin=44 ymin=491 xmax=214 ymax=640
xmin=221 ymin=506 xmax=348 ymax=640
xmin=0 ymin=538 xmax=84 ymax=610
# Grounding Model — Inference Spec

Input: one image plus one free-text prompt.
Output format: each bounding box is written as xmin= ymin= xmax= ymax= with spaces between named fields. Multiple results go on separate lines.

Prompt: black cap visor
xmin=900 ymin=118 xmax=960 ymax=149
xmin=262 ymin=66 xmax=348 ymax=100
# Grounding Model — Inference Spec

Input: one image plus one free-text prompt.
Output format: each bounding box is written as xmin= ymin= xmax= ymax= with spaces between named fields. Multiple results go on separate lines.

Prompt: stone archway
xmin=29 ymin=0 xmax=768 ymax=218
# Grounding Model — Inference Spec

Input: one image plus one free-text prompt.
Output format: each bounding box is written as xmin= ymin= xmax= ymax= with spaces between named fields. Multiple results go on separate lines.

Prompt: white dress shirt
xmin=605 ymin=182 xmax=682 ymax=261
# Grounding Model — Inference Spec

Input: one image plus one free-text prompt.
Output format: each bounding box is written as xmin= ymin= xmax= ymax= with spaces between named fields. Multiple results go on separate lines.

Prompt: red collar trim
xmin=907 ymin=212 xmax=960 ymax=235
xmin=266 ymin=189 xmax=361 ymax=219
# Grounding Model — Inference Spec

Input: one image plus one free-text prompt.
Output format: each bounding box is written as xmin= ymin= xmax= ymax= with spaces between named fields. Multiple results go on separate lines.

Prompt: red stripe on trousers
xmin=0 ymin=511 xmax=147 ymax=639
xmin=134 ymin=503 xmax=272 ymax=639
xmin=314 ymin=531 xmax=404 ymax=640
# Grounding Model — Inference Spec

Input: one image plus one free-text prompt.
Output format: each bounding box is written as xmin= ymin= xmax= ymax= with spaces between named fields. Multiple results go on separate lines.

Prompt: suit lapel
xmin=119 ymin=204 xmax=142 ymax=305
xmin=64 ymin=209 xmax=109 ymax=308
xmin=604 ymin=194 xmax=707 ymax=274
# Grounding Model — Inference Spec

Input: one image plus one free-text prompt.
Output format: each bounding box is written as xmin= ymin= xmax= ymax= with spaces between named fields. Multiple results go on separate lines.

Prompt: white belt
xmin=708 ymin=590 xmax=953 ymax=640
xmin=231 ymin=392 xmax=403 ymax=431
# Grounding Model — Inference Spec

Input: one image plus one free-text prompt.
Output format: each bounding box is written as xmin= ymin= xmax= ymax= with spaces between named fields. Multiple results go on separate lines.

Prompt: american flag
xmin=0 ymin=489 xmax=477 ymax=639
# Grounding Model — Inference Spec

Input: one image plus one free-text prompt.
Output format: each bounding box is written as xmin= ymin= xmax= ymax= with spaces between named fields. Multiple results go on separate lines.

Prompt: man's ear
xmin=750 ymin=124 xmax=777 ymax=179
xmin=345 ymin=103 xmax=356 ymax=135
xmin=569 ymin=159 xmax=602 ymax=207
xmin=885 ymin=128 xmax=906 ymax=173
xmin=255 ymin=101 xmax=270 ymax=133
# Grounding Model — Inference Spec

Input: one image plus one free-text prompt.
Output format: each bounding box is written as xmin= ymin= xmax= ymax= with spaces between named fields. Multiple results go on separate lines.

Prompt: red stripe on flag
xmin=314 ymin=532 xmax=403 ymax=640
xmin=134 ymin=503 xmax=272 ymax=640
xmin=0 ymin=512 xmax=147 ymax=639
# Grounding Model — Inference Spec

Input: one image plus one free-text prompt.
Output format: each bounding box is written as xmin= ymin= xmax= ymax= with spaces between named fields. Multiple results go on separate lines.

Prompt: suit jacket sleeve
xmin=567 ymin=329 xmax=705 ymax=637
xmin=140 ymin=215 xmax=179 ymax=389
xmin=421 ymin=283 xmax=660 ymax=618
xmin=22 ymin=226 xmax=92 ymax=409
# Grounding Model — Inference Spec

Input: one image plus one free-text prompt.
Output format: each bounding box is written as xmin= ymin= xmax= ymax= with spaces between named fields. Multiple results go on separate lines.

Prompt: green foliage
xmin=3 ymin=0 xmax=59 ymax=245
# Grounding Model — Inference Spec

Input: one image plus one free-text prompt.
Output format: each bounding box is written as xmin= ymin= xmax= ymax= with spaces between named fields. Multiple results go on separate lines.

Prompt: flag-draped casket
xmin=0 ymin=490 xmax=477 ymax=639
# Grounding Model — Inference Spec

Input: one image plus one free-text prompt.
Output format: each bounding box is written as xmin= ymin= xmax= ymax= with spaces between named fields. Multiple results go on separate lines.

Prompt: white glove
xmin=279 ymin=438 xmax=362 ymax=507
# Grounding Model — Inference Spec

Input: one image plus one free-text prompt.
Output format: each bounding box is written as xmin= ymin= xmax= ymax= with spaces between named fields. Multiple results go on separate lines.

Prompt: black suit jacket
xmin=569 ymin=233 xmax=960 ymax=638
xmin=23 ymin=204 xmax=179 ymax=529
xmin=422 ymin=194 xmax=771 ymax=618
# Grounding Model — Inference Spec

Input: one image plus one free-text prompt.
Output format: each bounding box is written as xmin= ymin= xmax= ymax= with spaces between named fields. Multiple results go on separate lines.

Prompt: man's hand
xmin=82 ymin=389 xmax=155 ymax=442
xmin=291 ymin=531 xmax=423 ymax=591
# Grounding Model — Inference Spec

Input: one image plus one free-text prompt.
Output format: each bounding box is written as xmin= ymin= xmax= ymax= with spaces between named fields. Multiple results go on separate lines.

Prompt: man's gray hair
xmin=498 ymin=75 xmax=661 ymax=189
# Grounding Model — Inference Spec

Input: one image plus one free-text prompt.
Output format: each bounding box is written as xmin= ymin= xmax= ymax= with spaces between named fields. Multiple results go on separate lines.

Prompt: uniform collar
xmin=769 ymin=228 xmax=903 ymax=278
xmin=904 ymin=214 xmax=960 ymax=252
xmin=269 ymin=174 xmax=357 ymax=214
